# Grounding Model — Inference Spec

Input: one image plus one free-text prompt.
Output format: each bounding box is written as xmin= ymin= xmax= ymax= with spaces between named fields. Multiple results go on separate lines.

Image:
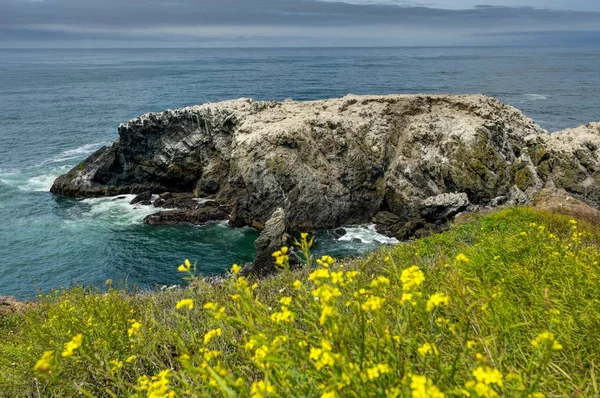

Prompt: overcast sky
xmin=1 ymin=0 xmax=599 ymax=48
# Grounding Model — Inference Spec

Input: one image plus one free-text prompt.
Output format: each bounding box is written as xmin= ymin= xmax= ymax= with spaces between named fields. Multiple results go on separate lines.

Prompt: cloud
xmin=0 ymin=0 xmax=599 ymax=47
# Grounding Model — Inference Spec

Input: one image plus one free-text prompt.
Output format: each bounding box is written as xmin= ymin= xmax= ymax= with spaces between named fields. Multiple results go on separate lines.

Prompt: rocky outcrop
xmin=241 ymin=208 xmax=291 ymax=276
xmin=144 ymin=202 xmax=228 ymax=225
xmin=534 ymin=188 xmax=600 ymax=225
xmin=0 ymin=296 xmax=29 ymax=315
xmin=51 ymin=95 xmax=600 ymax=243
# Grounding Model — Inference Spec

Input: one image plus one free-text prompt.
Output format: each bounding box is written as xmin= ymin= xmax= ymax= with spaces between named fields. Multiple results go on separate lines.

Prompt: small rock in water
xmin=130 ymin=191 xmax=153 ymax=205
xmin=351 ymin=238 xmax=362 ymax=243
xmin=333 ymin=227 xmax=346 ymax=239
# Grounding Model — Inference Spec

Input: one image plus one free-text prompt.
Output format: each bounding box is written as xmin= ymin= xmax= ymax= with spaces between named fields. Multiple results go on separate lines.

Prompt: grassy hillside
xmin=1 ymin=207 xmax=599 ymax=397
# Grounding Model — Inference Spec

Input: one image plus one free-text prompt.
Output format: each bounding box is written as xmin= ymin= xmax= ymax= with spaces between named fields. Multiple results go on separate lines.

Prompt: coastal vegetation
xmin=1 ymin=206 xmax=599 ymax=397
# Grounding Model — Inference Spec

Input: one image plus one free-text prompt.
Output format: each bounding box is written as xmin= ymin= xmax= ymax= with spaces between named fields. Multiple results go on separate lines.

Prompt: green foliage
xmin=1 ymin=207 xmax=600 ymax=397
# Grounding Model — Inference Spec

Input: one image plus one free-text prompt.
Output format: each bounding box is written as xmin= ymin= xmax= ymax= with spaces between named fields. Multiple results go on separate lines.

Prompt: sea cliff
xmin=51 ymin=94 xmax=600 ymax=270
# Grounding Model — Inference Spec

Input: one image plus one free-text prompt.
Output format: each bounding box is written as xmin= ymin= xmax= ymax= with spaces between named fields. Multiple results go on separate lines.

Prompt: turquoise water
xmin=1 ymin=47 xmax=599 ymax=299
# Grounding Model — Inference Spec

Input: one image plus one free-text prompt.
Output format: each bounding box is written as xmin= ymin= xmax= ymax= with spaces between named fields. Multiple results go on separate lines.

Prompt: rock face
xmin=51 ymin=95 xmax=600 ymax=241
xmin=241 ymin=208 xmax=291 ymax=276
xmin=0 ymin=296 xmax=29 ymax=315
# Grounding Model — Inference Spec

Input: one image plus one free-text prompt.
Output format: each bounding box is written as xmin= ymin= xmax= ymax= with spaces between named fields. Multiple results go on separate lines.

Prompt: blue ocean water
xmin=1 ymin=47 xmax=599 ymax=299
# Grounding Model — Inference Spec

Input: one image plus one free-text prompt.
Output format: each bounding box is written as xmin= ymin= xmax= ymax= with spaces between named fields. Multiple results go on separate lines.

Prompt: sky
xmin=0 ymin=0 xmax=599 ymax=48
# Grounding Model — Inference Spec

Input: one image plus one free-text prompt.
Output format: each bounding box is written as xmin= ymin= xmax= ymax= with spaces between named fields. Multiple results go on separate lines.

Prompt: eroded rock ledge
xmin=51 ymin=94 xmax=600 ymax=269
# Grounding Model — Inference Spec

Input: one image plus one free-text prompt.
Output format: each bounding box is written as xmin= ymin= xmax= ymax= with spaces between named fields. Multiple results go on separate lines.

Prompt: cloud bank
xmin=0 ymin=0 xmax=599 ymax=47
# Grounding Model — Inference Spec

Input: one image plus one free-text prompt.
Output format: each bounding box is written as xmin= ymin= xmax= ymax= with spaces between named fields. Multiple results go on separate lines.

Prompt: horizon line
xmin=2 ymin=44 xmax=600 ymax=50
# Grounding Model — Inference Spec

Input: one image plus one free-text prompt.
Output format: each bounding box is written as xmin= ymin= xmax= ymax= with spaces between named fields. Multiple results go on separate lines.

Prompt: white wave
xmin=80 ymin=195 xmax=161 ymax=225
xmin=20 ymin=174 xmax=59 ymax=192
xmin=0 ymin=165 xmax=71 ymax=192
xmin=523 ymin=94 xmax=548 ymax=101
xmin=44 ymin=142 xmax=110 ymax=164
xmin=337 ymin=224 xmax=399 ymax=245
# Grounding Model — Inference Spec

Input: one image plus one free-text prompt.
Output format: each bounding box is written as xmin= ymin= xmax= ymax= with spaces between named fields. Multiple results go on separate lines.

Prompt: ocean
xmin=1 ymin=46 xmax=599 ymax=299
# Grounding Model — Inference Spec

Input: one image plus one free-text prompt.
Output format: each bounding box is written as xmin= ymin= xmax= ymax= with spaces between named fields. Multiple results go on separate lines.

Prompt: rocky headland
xmin=51 ymin=94 xmax=600 ymax=273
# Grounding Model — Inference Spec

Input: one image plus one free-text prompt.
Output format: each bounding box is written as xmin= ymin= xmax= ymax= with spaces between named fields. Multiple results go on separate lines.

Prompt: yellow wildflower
xmin=203 ymin=328 xmax=222 ymax=345
xmin=292 ymin=280 xmax=303 ymax=289
xmin=320 ymin=304 xmax=334 ymax=325
xmin=309 ymin=268 xmax=331 ymax=282
xmin=426 ymin=292 xmax=450 ymax=312
xmin=250 ymin=380 xmax=275 ymax=398
xmin=178 ymin=258 xmax=192 ymax=272
xmin=270 ymin=306 xmax=295 ymax=323
xmin=231 ymin=263 xmax=242 ymax=275
xmin=33 ymin=351 xmax=54 ymax=373
xmin=203 ymin=302 xmax=218 ymax=310
xmin=62 ymin=333 xmax=83 ymax=357
xmin=128 ymin=319 xmax=141 ymax=338
xmin=252 ymin=345 xmax=269 ymax=366
xmin=345 ymin=271 xmax=359 ymax=283
xmin=401 ymin=266 xmax=425 ymax=291
xmin=110 ymin=359 xmax=123 ymax=370
xmin=370 ymin=276 xmax=391 ymax=288
xmin=362 ymin=295 xmax=385 ymax=312
xmin=365 ymin=363 xmax=391 ymax=380
xmin=126 ymin=355 xmax=137 ymax=363
xmin=531 ymin=331 xmax=563 ymax=350
xmin=473 ymin=366 xmax=503 ymax=386
xmin=455 ymin=253 xmax=469 ymax=263
xmin=418 ymin=342 xmax=439 ymax=357
xmin=310 ymin=345 xmax=335 ymax=370
xmin=321 ymin=391 xmax=336 ymax=398
xmin=400 ymin=292 xmax=414 ymax=306
xmin=410 ymin=374 xmax=445 ymax=398
xmin=280 ymin=296 xmax=292 ymax=306
xmin=312 ymin=284 xmax=342 ymax=302
xmin=139 ymin=369 xmax=173 ymax=398
xmin=330 ymin=271 xmax=344 ymax=285
xmin=176 ymin=298 xmax=194 ymax=310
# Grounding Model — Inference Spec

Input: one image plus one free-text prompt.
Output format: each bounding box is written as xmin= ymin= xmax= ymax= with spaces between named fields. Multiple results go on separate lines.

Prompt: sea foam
xmin=337 ymin=224 xmax=399 ymax=245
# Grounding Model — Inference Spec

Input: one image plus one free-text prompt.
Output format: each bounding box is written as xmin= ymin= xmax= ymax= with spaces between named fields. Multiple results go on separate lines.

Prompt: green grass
xmin=1 ymin=207 xmax=600 ymax=397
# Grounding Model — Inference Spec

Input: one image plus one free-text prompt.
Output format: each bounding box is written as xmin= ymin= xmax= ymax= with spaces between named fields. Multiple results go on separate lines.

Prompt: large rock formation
xmin=51 ymin=95 xmax=600 ymax=243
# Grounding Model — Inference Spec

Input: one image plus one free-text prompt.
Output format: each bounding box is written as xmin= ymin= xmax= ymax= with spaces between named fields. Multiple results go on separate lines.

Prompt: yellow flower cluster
xmin=465 ymin=366 xmax=503 ymax=398
xmin=128 ymin=319 xmax=141 ymax=338
xmin=272 ymin=246 xmax=289 ymax=267
xmin=365 ymin=363 xmax=390 ymax=380
xmin=34 ymin=351 xmax=54 ymax=373
xmin=531 ymin=331 xmax=563 ymax=350
xmin=410 ymin=374 xmax=445 ymax=398
xmin=401 ymin=266 xmax=425 ymax=291
xmin=177 ymin=258 xmax=192 ymax=272
xmin=250 ymin=380 xmax=275 ymax=398
xmin=426 ymin=292 xmax=450 ymax=312
xmin=361 ymin=295 xmax=385 ymax=312
xmin=203 ymin=328 xmax=222 ymax=345
xmin=309 ymin=339 xmax=335 ymax=370
xmin=455 ymin=253 xmax=469 ymax=263
xmin=317 ymin=255 xmax=336 ymax=267
xmin=176 ymin=298 xmax=194 ymax=310
xmin=62 ymin=333 xmax=83 ymax=357
xmin=417 ymin=342 xmax=439 ymax=357
xmin=137 ymin=369 xmax=174 ymax=398
xmin=270 ymin=304 xmax=294 ymax=323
